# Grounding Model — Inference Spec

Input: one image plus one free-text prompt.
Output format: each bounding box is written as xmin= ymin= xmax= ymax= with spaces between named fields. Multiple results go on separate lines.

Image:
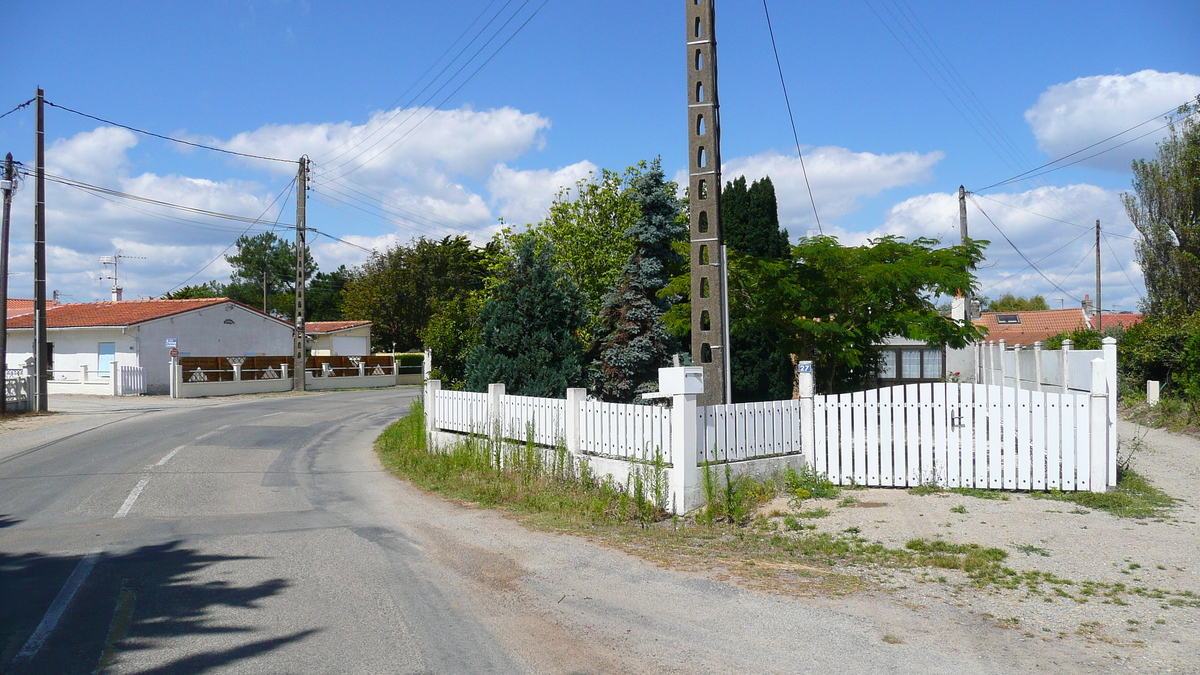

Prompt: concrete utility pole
xmin=34 ymin=88 xmax=48 ymax=412
xmin=1095 ymin=219 xmax=1102 ymax=331
xmin=1 ymin=153 xmax=15 ymax=414
xmin=958 ymin=185 xmax=972 ymax=318
xmin=294 ymin=156 xmax=308 ymax=393
xmin=688 ymin=0 xmax=728 ymax=405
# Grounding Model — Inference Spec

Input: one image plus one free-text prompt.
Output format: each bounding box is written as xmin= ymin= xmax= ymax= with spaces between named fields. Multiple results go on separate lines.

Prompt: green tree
xmin=1123 ymin=98 xmax=1200 ymax=318
xmin=589 ymin=159 xmax=687 ymax=402
xmin=342 ymin=236 xmax=486 ymax=352
xmin=164 ymin=281 xmax=224 ymax=300
xmin=422 ymin=292 xmax=485 ymax=388
xmin=722 ymin=175 xmax=794 ymax=402
xmin=225 ymin=232 xmax=308 ymax=316
xmin=466 ymin=238 xmax=586 ymax=397
xmin=983 ymin=293 xmax=1050 ymax=312
xmin=733 ymin=235 xmax=987 ymax=393
xmin=306 ymin=265 xmax=350 ymax=322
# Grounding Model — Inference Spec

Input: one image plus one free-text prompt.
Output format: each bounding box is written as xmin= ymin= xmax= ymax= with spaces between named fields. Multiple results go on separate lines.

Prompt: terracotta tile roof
xmin=1094 ymin=313 xmax=1144 ymax=330
xmin=6 ymin=298 xmax=62 ymax=320
xmin=5 ymin=298 xmax=279 ymax=329
xmin=305 ymin=320 xmax=371 ymax=334
xmin=973 ymin=308 xmax=1091 ymax=346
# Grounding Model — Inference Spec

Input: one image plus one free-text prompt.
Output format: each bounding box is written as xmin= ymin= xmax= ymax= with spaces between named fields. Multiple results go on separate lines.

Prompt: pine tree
xmin=590 ymin=159 xmax=686 ymax=402
xmin=465 ymin=238 xmax=586 ymax=397
xmin=722 ymin=175 xmax=794 ymax=402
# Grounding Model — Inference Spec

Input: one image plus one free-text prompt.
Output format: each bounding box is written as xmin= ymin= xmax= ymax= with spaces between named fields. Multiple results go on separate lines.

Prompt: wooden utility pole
xmin=1 ymin=153 xmax=15 ymax=414
xmin=688 ymin=0 xmax=728 ymax=405
xmin=1095 ymin=219 xmax=1102 ymax=331
xmin=294 ymin=156 xmax=308 ymax=393
xmin=34 ymin=89 xmax=48 ymax=412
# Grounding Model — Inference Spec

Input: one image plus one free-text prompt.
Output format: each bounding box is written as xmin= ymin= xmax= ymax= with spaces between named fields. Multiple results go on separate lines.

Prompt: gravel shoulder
xmin=747 ymin=419 xmax=1199 ymax=672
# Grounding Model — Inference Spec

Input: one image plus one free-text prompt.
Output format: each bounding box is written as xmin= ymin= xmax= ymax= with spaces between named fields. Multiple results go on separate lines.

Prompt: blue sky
xmin=2 ymin=0 xmax=1198 ymax=313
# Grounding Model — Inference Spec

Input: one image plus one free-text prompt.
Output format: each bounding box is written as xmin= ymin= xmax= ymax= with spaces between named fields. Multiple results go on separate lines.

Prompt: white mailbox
xmin=658 ymin=366 xmax=704 ymax=395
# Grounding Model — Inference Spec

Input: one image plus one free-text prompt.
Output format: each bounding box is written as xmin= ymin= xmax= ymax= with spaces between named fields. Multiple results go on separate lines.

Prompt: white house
xmin=305 ymin=321 xmax=372 ymax=356
xmin=5 ymin=298 xmax=294 ymax=394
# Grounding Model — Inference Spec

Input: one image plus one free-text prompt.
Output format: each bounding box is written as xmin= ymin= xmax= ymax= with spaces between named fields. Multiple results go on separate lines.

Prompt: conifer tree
xmin=465 ymin=238 xmax=585 ymax=397
xmin=722 ymin=175 xmax=793 ymax=402
xmin=590 ymin=159 xmax=686 ymax=402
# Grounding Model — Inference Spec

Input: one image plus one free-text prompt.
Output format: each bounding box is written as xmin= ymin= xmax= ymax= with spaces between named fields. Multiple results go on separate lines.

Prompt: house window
xmin=901 ymin=350 xmax=922 ymax=379
xmin=922 ymin=349 xmax=943 ymax=379
xmin=879 ymin=351 xmax=897 ymax=379
xmin=877 ymin=346 xmax=945 ymax=383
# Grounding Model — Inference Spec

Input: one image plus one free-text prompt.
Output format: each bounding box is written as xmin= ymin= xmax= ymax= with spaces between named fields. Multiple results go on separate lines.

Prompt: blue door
xmin=98 ymin=342 xmax=116 ymax=376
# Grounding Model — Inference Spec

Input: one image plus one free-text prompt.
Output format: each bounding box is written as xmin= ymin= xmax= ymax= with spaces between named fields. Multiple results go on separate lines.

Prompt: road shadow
xmin=0 ymin=541 xmax=317 ymax=674
xmin=0 ymin=516 xmax=19 ymax=530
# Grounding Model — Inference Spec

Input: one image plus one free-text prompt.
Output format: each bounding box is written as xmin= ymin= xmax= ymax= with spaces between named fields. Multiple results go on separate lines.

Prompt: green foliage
xmin=1117 ymin=311 xmax=1200 ymax=411
xmin=697 ymin=463 xmax=774 ymax=526
xmin=164 ymin=281 xmax=224 ymax=300
xmin=721 ymin=176 xmax=789 ymax=258
xmin=782 ymin=464 xmax=841 ymax=505
xmin=422 ymin=292 xmax=485 ymax=387
xmin=465 ymin=238 xmax=586 ymax=397
xmin=306 ymin=265 xmax=350 ymax=322
xmin=732 ymin=235 xmax=988 ymax=393
xmin=1027 ymin=469 xmax=1174 ymax=519
xmin=589 ymin=159 xmax=687 ymax=402
xmin=1044 ymin=326 xmax=1120 ymax=351
xmin=342 ymin=235 xmax=486 ymax=352
xmin=225 ymin=232 xmax=311 ymax=317
xmin=1123 ymin=98 xmax=1200 ymax=318
xmin=983 ymin=293 xmax=1050 ymax=312
xmin=721 ymin=175 xmax=795 ymax=402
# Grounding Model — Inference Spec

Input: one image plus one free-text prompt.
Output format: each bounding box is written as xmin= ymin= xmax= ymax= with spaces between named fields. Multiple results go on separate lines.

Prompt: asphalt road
xmin=1 ymin=389 xmax=1075 ymax=674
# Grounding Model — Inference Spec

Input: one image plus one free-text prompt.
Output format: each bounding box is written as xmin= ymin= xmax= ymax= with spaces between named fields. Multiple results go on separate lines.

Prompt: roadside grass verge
xmin=1122 ymin=398 xmax=1200 ymax=436
xmin=1027 ymin=469 xmax=1174 ymax=519
xmin=378 ymin=404 xmax=1194 ymax=604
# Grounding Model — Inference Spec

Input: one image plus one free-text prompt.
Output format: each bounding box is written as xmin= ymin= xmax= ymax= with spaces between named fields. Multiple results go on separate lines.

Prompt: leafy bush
xmin=782 ymin=464 xmax=841 ymax=504
xmin=1118 ymin=312 xmax=1200 ymax=410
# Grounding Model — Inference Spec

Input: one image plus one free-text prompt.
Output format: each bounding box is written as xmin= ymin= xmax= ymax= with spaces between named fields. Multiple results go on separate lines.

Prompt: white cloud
xmin=875 ymin=184 xmax=1145 ymax=312
xmin=487 ymin=160 xmax=598 ymax=226
xmin=1025 ymin=70 xmax=1200 ymax=171
xmin=723 ymin=147 xmax=944 ymax=231
xmin=220 ymin=106 xmax=551 ymax=183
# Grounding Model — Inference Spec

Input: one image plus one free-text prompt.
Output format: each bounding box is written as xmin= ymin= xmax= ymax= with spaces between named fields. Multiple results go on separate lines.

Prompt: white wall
xmin=138 ymin=303 xmax=293 ymax=394
xmin=4 ymin=327 xmax=138 ymax=377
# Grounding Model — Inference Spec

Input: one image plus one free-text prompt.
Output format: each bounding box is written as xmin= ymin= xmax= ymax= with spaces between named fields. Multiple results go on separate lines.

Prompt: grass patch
xmin=949 ymin=505 xmax=968 ymax=514
xmin=1027 ymin=469 xmax=1174 ymax=519
xmin=907 ymin=483 xmax=942 ymax=496
xmin=782 ymin=464 xmax=841 ymax=504
xmin=947 ymin=487 xmax=1009 ymax=501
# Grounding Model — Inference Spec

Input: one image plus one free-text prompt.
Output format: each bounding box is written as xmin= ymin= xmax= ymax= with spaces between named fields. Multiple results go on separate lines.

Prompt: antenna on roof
xmin=99 ymin=249 xmax=145 ymax=301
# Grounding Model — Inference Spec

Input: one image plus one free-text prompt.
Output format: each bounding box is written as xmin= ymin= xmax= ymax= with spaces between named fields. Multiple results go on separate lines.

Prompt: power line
xmin=968 ymin=192 xmax=1139 ymax=240
xmin=762 ymin=0 xmax=822 ymax=233
xmin=0 ymin=98 xmax=35 ymax=122
xmin=969 ymin=194 xmax=1083 ymax=302
xmin=163 ymin=178 xmax=296 ymax=296
xmin=974 ymin=100 xmax=1200 ymax=192
xmin=44 ymin=101 xmax=295 ymax=164
xmin=1101 ymin=230 xmax=1144 ymax=300
xmin=315 ymin=0 xmax=513 ymax=165
xmin=978 ymin=228 xmax=1092 ymax=291
xmin=322 ymin=0 xmax=551 ymax=181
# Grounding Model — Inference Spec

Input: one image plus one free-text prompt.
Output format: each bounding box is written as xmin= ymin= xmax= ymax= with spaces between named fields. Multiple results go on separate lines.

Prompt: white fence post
xmin=358 ymin=361 xmax=366 ymax=377
xmin=565 ymin=388 xmax=585 ymax=458
xmin=1089 ymin=358 xmax=1109 ymax=492
xmin=425 ymin=379 xmax=442 ymax=443
xmin=1033 ymin=341 xmax=1044 ymax=393
xmin=998 ymin=339 xmax=1007 ymax=388
xmin=1061 ymin=339 xmax=1072 ymax=394
xmin=423 ymin=349 xmax=432 ymax=379
xmin=80 ymin=365 xmax=88 ymax=383
xmin=669 ymin=391 xmax=699 ymax=513
xmin=169 ymin=358 xmax=177 ymax=398
xmin=1102 ymin=336 xmax=1118 ymax=488
xmin=488 ymin=383 xmax=505 ymax=440
xmin=281 ymin=362 xmax=289 ymax=383
xmin=797 ymin=361 xmax=815 ymax=466
xmin=232 ymin=363 xmax=243 ymax=381
xmin=111 ymin=361 xmax=120 ymax=395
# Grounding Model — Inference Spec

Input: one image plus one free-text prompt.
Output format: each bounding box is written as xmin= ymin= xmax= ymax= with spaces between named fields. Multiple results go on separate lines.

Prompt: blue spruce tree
xmin=465 ymin=237 xmax=585 ymax=397
xmin=589 ymin=159 xmax=687 ymax=402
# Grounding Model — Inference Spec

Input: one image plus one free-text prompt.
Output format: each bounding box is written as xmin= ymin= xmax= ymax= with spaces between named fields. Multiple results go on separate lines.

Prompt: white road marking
xmin=16 ymin=550 xmax=101 ymax=659
xmin=193 ymin=424 xmax=230 ymax=442
xmin=113 ymin=476 xmax=151 ymax=519
xmin=155 ymin=445 xmax=187 ymax=467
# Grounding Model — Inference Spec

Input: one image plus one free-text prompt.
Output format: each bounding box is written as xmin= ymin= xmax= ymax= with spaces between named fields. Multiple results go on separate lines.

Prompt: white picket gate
xmin=580 ymin=398 xmax=672 ymax=460
xmin=119 ymin=366 xmax=147 ymax=395
xmin=811 ymin=383 xmax=1102 ymax=491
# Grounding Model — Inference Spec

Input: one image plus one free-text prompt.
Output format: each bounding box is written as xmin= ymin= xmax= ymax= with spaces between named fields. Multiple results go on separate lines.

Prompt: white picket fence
xmin=119 ymin=366 xmax=147 ymax=395
xmin=425 ymin=356 xmax=1117 ymax=513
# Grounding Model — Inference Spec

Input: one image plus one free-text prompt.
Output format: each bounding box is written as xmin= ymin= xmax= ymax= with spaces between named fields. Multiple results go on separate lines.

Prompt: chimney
xmin=951 ymin=294 xmax=967 ymax=322
xmin=1082 ymin=294 xmax=1093 ymax=318
xmin=111 ymin=286 xmax=123 ymax=302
